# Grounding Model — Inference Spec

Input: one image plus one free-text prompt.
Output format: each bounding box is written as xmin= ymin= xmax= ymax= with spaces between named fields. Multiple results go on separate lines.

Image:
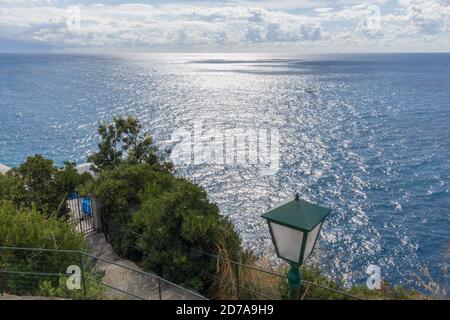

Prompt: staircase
xmin=86 ymin=233 xmax=204 ymax=300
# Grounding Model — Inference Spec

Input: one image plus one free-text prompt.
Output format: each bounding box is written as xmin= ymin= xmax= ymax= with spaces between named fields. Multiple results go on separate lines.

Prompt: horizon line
xmin=1 ymin=51 xmax=450 ymax=55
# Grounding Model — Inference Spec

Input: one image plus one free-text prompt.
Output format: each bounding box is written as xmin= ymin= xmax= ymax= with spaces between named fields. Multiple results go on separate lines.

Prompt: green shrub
xmin=38 ymin=272 xmax=105 ymax=300
xmin=0 ymin=201 xmax=85 ymax=249
xmin=89 ymin=162 xmax=242 ymax=294
xmin=0 ymin=201 xmax=86 ymax=296
xmin=1 ymin=156 xmax=92 ymax=217
xmin=86 ymin=116 xmax=243 ymax=294
xmin=0 ymin=173 xmax=13 ymax=201
xmin=345 ymin=281 xmax=425 ymax=300
xmin=85 ymin=163 xmax=165 ymax=257
xmin=131 ymin=174 xmax=241 ymax=292
xmin=296 ymin=265 xmax=425 ymax=300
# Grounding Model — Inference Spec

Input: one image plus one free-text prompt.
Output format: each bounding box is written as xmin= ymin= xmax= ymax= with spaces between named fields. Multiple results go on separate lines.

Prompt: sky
xmin=0 ymin=0 xmax=449 ymax=53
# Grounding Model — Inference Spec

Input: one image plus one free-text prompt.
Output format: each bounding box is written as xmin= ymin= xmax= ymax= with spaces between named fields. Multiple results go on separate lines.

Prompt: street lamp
xmin=261 ymin=193 xmax=332 ymax=300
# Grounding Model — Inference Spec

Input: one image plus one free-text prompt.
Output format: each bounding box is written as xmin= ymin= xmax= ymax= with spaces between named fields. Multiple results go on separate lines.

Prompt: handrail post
xmin=158 ymin=277 xmax=162 ymax=300
xmin=79 ymin=252 xmax=87 ymax=300
xmin=234 ymin=263 xmax=240 ymax=300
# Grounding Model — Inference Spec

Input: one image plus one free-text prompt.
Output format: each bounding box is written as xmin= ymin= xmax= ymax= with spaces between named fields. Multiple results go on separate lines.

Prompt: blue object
xmin=68 ymin=192 xmax=79 ymax=200
xmin=81 ymin=197 xmax=92 ymax=217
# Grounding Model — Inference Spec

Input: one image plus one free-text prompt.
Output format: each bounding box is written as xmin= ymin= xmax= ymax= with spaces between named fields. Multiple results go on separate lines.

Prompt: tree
xmin=88 ymin=160 xmax=242 ymax=293
xmin=86 ymin=116 xmax=242 ymax=294
xmin=87 ymin=116 xmax=172 ymax=172
xmin=3 ymin=155 xmax=92 ymax=217
xmin=56 ymin=161 xmax=92 ymax=196
xmin=84 ymin=163 xmax=168 ymax=255
xmin=7 ymin=155 xmax=61 ymax=216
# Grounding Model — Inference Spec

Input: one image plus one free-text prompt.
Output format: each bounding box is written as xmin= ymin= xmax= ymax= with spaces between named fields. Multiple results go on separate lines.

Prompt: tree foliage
xmin=0 ymin=156 xmax=92 ymax=217
xmin=91 ymin=163 xmax=242 ymax=293
xmin=0 ymin=201 xmax=85 ymax=249
xmin=0 ymin=115 xmax=428 ymax=300
xmin=0 ymin=201 xmax=86 ymax=296
xmin=0 ymin=173 xmax=13 ymax=201
xmin=87 ymin=116 xmax=172 ymax=172
xmin=132 ymin=174 xmax=241 ymax=292
xmin=88 ymin=116 xmax=242 ymax=293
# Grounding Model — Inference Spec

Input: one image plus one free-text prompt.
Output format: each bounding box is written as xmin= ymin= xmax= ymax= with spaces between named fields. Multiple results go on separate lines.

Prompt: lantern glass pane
xmin=270 ymin=222 xmax=303 ymax=263
xmin=302 ymin=221 xmax=322 ymax=262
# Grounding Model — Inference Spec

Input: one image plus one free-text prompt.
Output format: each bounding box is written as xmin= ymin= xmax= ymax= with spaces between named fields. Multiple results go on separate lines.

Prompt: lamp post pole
xmin=287 ymin=262 xmax=301 ymax=300
xmin=262 ymin=193 xmax=332 ymax=301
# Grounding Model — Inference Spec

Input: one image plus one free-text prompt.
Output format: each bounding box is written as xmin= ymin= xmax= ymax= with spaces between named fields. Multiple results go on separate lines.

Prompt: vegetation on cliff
xmin=0 ymin=157 xmax=96 ymax=298
xmin=0 ymin=156 xmax=92 ymax=217
xmin=0 ymin=116 xmax=429 ymax=300
xmin=84 ymin=117 xmax=242 ymax=293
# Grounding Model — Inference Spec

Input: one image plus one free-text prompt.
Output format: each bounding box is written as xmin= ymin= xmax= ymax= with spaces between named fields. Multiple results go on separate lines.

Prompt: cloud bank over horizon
xmin=0 ymin=0 xmax=449 ymax=53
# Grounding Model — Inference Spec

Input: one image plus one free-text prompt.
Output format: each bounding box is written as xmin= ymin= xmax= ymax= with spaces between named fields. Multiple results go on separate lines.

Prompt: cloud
xmin=0 ymin=0 xmax=449 ymax=51
xmin=397 ymin=0 xmax=449 ymax=35
xmin=0 ymin=3 xmax=322 ymax=49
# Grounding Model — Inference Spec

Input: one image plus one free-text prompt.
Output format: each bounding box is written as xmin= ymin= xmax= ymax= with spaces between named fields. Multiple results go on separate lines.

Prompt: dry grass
xmin=206 ymin=238 xmax=430 ymax=300
xmin=207 ymin=239 xmax=286 ymax=300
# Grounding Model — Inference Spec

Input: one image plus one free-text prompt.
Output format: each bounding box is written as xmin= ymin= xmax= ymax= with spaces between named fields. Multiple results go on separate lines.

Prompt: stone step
xmin=85 ymin=232 xmax=205 ymax=300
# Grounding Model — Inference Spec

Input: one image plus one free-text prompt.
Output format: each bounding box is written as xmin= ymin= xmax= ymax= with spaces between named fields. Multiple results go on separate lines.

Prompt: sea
xmin=0 ymin=52 xmax=448 ymax=296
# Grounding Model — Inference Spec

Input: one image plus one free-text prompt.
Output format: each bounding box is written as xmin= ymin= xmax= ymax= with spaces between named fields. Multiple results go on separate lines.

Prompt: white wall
xmin=0 ymin=163 xmax=11 ymax=175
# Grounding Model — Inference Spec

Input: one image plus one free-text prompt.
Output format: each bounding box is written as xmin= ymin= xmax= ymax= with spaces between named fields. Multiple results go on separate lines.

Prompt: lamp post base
xmin=287 ymin=263 xmax=301 ymax=300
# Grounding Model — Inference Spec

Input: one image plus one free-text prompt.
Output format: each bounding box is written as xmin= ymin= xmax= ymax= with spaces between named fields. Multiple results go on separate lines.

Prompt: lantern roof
xmin=261 ymin=194 xmax=332 ymax=232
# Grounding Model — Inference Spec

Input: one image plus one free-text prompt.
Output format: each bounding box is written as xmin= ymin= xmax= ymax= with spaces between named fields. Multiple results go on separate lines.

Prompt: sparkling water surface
xmin=0 ymin=53 xmax=448 ymax=295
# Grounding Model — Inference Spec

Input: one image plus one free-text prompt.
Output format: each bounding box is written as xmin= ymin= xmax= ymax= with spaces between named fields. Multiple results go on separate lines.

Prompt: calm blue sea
xmin=0 ymin=53 xmax=449 ymax=295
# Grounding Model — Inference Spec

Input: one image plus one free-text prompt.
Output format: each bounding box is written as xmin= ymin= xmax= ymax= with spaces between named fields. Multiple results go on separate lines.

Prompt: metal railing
xmin=188 ymin=247 xmax=362 ymax=300
xmin=0 ymin=246 xmax=206 ymax=300
xmin=114 ymin=227 xmax=362 ymax=300
xmin=66 ymin=193 xmax=96 ymax=235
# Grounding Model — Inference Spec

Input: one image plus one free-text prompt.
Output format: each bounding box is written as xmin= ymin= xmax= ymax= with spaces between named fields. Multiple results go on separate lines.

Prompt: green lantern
xmin=261 ymin=193 xmax=332 ymax=300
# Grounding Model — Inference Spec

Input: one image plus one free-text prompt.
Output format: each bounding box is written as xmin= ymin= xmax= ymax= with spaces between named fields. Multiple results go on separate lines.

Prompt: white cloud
xmin=0 ymin=0 xmax=449 ymax=51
